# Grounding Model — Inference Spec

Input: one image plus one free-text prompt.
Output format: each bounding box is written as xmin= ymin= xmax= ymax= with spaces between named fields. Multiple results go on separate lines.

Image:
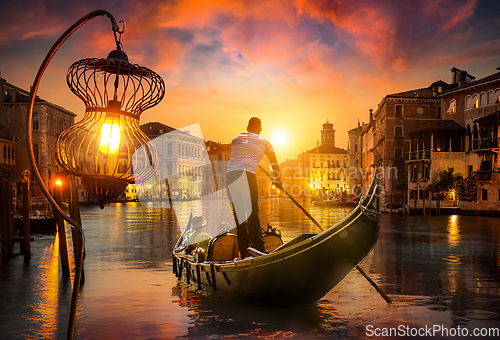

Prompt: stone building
xmin=204 ymin=140 xmax=231 ymax=196
xmin=406 ymin=120 xmax=466 ymax=208
xmin=279 ymin=158 xmax=302 ymax=197
xmin=366 ymin=82 xmax=443 ymax=202
xmin=441 ymin=68 xmax=500 ymax=212
xmin=0 ymin=123 xmax=16 ymax=181
xmin=139 ymin=122 xmax=206 ymax=200
xmin=298 ymin=122 xmax=349 ymax=199
xmin=405 ymin=67 xmax=500 ymax=212
xmin=0 ymin=77 xmax=76 ymax=197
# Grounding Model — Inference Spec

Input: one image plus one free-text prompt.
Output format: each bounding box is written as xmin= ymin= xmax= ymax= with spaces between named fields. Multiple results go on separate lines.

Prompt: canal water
xmin=1 ymin=199 xmax=500 ymax=339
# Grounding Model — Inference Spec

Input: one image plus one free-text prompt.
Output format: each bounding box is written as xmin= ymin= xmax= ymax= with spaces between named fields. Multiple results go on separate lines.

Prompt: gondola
xmin=172 ymin=174 xmax=380 ymax=307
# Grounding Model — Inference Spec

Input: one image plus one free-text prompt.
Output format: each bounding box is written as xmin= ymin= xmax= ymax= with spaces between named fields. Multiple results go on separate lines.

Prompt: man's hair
xmin=247 ymin=117 xmax=262 ymax=132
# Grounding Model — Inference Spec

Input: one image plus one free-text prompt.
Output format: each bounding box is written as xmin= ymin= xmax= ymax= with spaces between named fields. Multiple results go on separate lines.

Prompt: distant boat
xmin=172 ymin=174 xmax=380 ymax=307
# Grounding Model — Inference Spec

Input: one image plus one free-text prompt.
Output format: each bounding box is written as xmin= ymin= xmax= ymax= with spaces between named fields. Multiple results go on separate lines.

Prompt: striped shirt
xmin=226 ymin=132 xmax=274 ymax=174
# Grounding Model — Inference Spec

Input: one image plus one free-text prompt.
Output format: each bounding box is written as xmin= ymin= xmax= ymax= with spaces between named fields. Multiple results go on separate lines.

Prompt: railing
xmin=409 ymin=150 xmax=431 ymax=160
xmin=472 ymin=137 xmax=500 ymax=151
xmin=473 ymin=170 xmax=493 ymax=181
xmin=13 ymin=197 xmax=55 ymax=219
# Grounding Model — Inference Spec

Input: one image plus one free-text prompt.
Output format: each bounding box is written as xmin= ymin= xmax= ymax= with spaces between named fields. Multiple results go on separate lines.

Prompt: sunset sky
xmin=1 ymin=0 xmax=500 ymax=161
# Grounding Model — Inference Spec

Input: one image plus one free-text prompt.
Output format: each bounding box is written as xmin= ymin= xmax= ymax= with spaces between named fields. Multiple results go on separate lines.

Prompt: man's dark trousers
xmin=226 ymin=170 xmax=267 ymax=257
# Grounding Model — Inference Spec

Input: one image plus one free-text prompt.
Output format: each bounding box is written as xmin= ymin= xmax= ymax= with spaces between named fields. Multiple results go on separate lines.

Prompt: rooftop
xmin=406 ymin=120 xmax=466 ymax=135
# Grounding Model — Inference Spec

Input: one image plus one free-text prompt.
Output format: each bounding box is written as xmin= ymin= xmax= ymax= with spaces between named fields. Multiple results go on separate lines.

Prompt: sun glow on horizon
xmin=272 ymin=131 xmax=287 ymax=145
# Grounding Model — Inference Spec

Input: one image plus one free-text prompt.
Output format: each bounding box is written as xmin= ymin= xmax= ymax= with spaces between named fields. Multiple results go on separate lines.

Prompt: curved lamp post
xmin=27 ymin=10 xmax=164 ymax=339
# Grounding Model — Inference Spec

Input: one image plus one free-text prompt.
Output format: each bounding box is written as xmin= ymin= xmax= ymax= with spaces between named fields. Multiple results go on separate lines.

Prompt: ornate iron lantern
xmin=26 ymin=11 xmax=166 ymax=339
xmin=55 ymin=32 xmax=164 ymax=208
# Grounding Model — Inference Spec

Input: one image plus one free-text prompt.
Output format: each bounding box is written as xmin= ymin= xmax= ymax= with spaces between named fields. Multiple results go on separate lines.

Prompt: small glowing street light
xmin=55 ymin=179 xmax=62 ymax=186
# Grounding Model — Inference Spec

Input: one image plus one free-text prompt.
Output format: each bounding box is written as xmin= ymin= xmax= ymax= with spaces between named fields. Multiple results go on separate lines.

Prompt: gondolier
xmin=226 ymin=117 xmax=281 ymax=258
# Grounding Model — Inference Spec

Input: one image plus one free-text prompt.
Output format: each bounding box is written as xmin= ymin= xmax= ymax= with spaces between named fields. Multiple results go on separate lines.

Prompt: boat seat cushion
xmin=207 ymin=233 xmax=239 ymax=261
xmin=263 ymin=234 xmax=283 ymax=252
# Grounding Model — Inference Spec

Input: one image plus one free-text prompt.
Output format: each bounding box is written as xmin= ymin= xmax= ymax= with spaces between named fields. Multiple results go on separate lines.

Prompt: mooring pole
xmin=6 ymin=182 xmax=14 ymax=255
xmin=0 ymin=182 xmax=6 ymax=255
xmin=22 ymin=182 xmax=31 ymax=261
xmin=54 ymin=184 xmax=70 ymax=276
xmin=68 ymin=176 xmax=84 ymax=283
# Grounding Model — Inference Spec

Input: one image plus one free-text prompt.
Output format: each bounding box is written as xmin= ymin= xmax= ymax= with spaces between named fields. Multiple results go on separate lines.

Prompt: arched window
xmin=32 ymin=111 xmax=39 ymax=131
xmin=491 ymin=89 xmax=500 ymax=105
xmin=480 ymin=92 xmax=487 ymax=107
xmin=167 ymin=143 xmax=172 ymax=156
xmin=167 ymin=163 xmax=172 ymax=176
xmin=33 ymin=143 xmax=39 ymax=164
xmin=447 ymin=99 xmax=456 ymax=113
xmin=472 ymin=94 xmax=479 ymax=108
xmin=3 ymin=145 xmax=6 ymax=158
xmin=7 ymin=146 xmax=10 ymax=159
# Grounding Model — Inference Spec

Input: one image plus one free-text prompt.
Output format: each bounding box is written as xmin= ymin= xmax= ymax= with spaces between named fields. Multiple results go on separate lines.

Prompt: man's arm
xmin=266 ymin=151 xmax=282 ymax=187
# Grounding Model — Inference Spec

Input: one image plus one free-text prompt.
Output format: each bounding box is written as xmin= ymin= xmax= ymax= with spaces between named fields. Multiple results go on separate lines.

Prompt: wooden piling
xmin=403 ymin=194 xmax=406 ymax=216
xmin=0 ymin=182 xmax=6 ymax=255
xmin=6 ymin=182 xmax=14 ymax=255
xmin=390 ymin=194 xmax=393 ymax=215
xmin=22 ymin=182 xmax=31 ymax=262
xmin=54 ymin=184 xmax=70 ymax=276
xmin=422 ymin=196 xmax=426 ymax=216
xmin=68 ymin=176 xmax=84 ymax=283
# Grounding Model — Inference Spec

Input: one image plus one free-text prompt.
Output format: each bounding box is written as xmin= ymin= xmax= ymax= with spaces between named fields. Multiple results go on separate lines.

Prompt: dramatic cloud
xmin=1 ymin=0 xmax=499 ymax=160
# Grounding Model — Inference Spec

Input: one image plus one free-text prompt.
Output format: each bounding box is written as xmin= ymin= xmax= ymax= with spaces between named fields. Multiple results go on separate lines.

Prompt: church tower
xmin=321 ymin=121 xmax=335 ymax=147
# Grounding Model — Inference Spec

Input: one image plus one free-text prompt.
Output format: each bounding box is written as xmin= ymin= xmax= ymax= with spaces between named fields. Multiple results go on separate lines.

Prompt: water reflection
xmin=25 ymin=235 xmax=60 ymax=339
xmin=2 ymin=200 xmax=500 ymax=339
xmin=372 ymin=214 xmax=500 ymax=331
xmin=172 ymin=282 xmax=343 ymax=339
xmin=447 ymin=215 xmax=461 ymax=247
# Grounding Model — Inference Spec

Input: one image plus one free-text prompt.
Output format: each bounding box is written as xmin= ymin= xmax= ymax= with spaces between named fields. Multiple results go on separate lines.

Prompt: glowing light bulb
xmin=56 ymin=179 xmax=62 ymax=186
xmin=100 ymin=119 xmax=121 ymax=154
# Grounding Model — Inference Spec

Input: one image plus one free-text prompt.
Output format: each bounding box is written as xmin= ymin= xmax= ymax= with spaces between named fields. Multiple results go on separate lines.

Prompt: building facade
xmin=139 ymin=122 xmax=206 ymax=200
xmin=360 ymin=83 xmax=443 ymax=203
xmin=0 ymin=77 xmax=77 ymax=197
xmin=405 ymin=67 xmax=500 ymax=212
xmin=441 ymin=68 xmax=500 ymax=211
xmin=204 ymin=140 xmax=231 ymax=196
xmin=298 ymin=122 xmax=349 ymax=199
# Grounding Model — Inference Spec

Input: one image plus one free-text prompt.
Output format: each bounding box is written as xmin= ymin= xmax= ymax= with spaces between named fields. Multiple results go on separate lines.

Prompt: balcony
xmin=472 ymin=137 xmax=500 ymax=152
xmin=409 ymin=150 xmax=431 ymax=161
xmin=473 ymin=170 xmax=493 ymax=181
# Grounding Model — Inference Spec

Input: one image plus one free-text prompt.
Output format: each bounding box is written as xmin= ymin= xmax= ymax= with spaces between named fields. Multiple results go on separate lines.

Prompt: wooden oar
xmin=259 ymin=165 xmax=392 ymax=304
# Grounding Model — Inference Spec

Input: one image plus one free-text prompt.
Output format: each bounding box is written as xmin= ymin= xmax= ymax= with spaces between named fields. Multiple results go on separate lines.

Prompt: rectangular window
xmin=419 ymin=190 xmax=425 ymax=199
xmin=482 ymin=188 xmax=488 ymax=201
xmin=437 ymin=106 xmax=441 ymax=119
xmin=423 ymin=164 xmax=430 ymax=179
xmin=411 ymin=165 xmax=418 ymax=180
xmin=395 ymin=105 xmax=403 ymax=118
xmin=395 ymin=126 xmax=403 ymax=140
xmin=394 ymin=147 xmax=403 ymax=159
xmin=468 ymin=165 xmax=473 ymax=177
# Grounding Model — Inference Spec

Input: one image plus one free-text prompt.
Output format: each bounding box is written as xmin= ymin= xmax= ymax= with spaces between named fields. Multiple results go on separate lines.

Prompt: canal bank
xmin=1 ymin=200 xmax=499 ymax=339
